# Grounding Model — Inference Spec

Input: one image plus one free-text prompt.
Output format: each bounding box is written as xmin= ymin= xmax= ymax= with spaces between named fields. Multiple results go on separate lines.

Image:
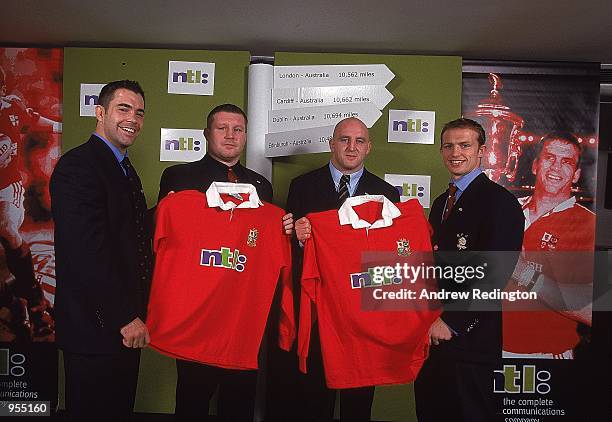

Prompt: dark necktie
xmin=442 ymin=183 xmax=458 ymax=222
xmin=227 ymin=167 xmax=239 ymax=183
xmin=338 ymin=174 xmax=350 ymax=207
xmin=120 ymin=157 xmax=152 ymax=299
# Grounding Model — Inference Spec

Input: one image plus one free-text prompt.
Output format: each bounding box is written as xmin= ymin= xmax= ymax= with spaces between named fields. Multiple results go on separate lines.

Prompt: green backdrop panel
xmin=272 ymin=52 xmax=462 ymax=213
xmin=63 ymin=47 xmax=250 ymax=206
xmin=62 ymin=47 xmax=250 ymax=413
xmin=272 ymin=51 xmax=462 ymax=422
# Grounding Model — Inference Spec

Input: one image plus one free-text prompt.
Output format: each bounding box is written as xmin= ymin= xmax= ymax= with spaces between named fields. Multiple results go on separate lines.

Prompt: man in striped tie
xmin=415 ymin=118 xmax=524 ymax=422
xmin=266 ymin=117 xmax=399 ymax=422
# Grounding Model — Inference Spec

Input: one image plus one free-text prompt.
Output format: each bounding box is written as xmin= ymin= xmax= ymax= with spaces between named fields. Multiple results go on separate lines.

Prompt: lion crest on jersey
xmin=396 ymin=238 xmax=411 ymax=257
xmin=247 ymin=228 xmax=258 ymax=248
xmin=540 ymin=231 xmax=558 ymax=250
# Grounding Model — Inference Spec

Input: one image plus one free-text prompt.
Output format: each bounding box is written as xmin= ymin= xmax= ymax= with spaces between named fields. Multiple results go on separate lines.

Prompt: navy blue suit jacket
xmin=428 ymin=173 xmax=524 ymax=361
xmin=51 ymin=136 xmax=151 ymax=353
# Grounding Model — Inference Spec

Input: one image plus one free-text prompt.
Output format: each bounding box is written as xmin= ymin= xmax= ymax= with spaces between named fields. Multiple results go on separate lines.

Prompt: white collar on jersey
xmin=338 ymin=195 xmax=401 ymax=229
xmin=519 ymin=195 xmax=576 ymax=228
xmin=206 ymin=182 xmax=263 ymax=210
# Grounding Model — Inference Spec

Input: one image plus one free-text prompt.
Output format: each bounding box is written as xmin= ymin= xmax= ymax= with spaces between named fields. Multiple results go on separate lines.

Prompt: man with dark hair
xmin=50 ymin=80 xmax=152 ymax=421
xmin=158 ymin=103 xmax=271 ymax=201
xmin=205 ymin=103 xmax=247 ymax=128
xmin=503 ymin=131 xmax=595 ymax=359
xmin=0 ymin=64 xmax=61 ymax=342
xmin=414 ymin=118 xmax=524 ymax=422
xmin=97 ymin=79 xmax=145 ymax=110
xmin=266 ymin=117 xmax=400 ymax=422
xmin=156 ymin=103 xmax=293 ymax=421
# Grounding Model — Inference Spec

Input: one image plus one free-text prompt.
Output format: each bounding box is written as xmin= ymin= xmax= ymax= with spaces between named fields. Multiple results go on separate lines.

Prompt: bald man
xmin=266 ymin=118 xmax=399 ymax=422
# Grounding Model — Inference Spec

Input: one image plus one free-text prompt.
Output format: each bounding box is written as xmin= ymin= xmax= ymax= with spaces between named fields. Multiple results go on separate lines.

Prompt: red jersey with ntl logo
xmin=503 ymin=196 xmax=595 ymax=355
xmin=295 ymin=196 xmax=440 ymax=389
xmin=147 ymin=183 xmax=294 ymax=370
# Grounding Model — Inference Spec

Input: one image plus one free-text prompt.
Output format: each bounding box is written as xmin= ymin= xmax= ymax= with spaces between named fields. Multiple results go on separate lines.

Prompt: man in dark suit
xmin=414 ymin=118 xmax=524 ymax=422
xmin=157 ymin=103 xmax=292 ymax=421
xmin=266 ymin=117 xmax=400 ymax=422
xmin=50 ymin=80 xmax=152 ymax=421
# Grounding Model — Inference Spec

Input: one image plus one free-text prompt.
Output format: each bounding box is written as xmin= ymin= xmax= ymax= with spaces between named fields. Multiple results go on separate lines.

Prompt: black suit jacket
xmin=286 ymin=164 xmax=400 ymax=220
xmin=158 ymin=154 xmax=273 ymax=203
xmin=428 ymin=173 xmax=524 ymax=361
xmin=50 ymin=135 xmax=151 ymax=354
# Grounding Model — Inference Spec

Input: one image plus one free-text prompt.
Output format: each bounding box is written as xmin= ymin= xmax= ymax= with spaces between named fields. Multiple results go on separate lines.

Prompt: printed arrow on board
xmin=268 ymin=103 xmax=382 ymax=133
xmin=272 ymin=85 xmax=394 ymax=111
xmin=274 ymin=65 xmax=395 ymax=88
xmin=264 ymin=126 xmax=335 ymax=158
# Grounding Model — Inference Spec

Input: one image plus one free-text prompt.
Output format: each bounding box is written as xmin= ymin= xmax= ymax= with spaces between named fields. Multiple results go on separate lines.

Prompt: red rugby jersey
xmin=295 ymin=196 xmax=440 ymax=389
xmin=0 ymin=96 xmax=32 ymax=188
xmin=503 ymin=196 xmax=595 ymax=354
xmin=147 ymin=183 xmax=294 ymax=370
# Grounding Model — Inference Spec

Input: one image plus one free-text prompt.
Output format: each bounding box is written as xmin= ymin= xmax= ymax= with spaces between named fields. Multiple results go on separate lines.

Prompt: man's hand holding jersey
xmin=295 ymin=217 xmax=311 ymax=243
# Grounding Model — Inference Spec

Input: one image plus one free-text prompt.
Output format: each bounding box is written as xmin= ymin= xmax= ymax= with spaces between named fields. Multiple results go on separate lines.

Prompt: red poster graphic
xmin=463 ymin=63 xmax=600 ymax=420
xmin=0 ymin=48 xmax=62 ymax=344
xmin=463 ymin=68 xmax=598 ymax=361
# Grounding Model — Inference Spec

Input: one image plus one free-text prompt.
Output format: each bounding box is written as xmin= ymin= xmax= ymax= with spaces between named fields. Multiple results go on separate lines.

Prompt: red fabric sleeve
xmin=278 ymin=232 xmax=296 ymax=351
xmin=298 ymin=233 xmax=322 ymax=373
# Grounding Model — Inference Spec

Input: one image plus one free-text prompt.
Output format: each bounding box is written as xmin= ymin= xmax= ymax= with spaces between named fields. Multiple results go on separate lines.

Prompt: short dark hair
xmin=440 ymin=118 xmax=486 ymax=146
xmin=98 ymin=80 xmax=145 ymax=110
xmin=535 ymin=131 xmax=582 ymax=167
xmin=206 ymin=104 xmax=247 ymax=129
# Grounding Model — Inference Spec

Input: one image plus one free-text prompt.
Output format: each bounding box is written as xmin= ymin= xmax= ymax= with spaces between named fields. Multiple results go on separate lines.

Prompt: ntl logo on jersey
xmin=350 ymin=267 xmax=402 ymax=289
xmin=384 ymin=174 xmax=431 ymax=208
xmin=160 ymin=128 xmax=206 ymax=162
xmin=200 ymin=247 xmax=247 ymax=273
xmin=387 ymin=110 xmax=435 ymax=144
xmin=79 ymin=83 xmax=105 ymax=117
xmin=493 ymin=365 xmax=551 ymax=394
xmin=167 ymin=61 xmax=215 ymax=96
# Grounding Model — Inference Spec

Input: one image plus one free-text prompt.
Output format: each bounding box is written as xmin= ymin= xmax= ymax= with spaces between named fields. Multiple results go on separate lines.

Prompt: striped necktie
xmin=338 ymin=174 xmax=350 ymax=207
xmin=442 ymin=183 xmax=458 ymax=222
xmin=227 ymin=167 xmax=239 ymax=183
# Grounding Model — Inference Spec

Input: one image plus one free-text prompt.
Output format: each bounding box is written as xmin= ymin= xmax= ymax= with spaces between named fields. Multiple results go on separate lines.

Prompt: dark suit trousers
xmin=175 ymin=359 xmax=257 ymax=422
xmin=414 ymin=351 xmax=499 ymax=422
xmin=63 ymin=348 xmax=140 ymax=422
xmin=267 ymin=324 xmax=375 ymax=422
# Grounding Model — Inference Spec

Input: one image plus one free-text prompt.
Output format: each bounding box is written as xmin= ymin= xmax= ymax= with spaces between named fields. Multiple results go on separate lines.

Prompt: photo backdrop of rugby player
xmin=0 ymin=47 xmax=62 ymax=411
xmin=463 ymin=61 xmax=600 ymax=421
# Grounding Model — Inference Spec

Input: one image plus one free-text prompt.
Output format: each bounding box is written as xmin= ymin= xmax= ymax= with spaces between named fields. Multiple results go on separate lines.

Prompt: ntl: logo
xmin=391 ymin=119 xmax=429 ymax=133
xmin=201 ymin=247 xmax=246 ymax=272
xmin=350 ymin=267 xmax=401 ymax=289
xmin=83 ymin=94 xmax=99 ymax=106
xmin=493 ymin=365 xmax=551 ymax=394
xmin=172 ymin=70 xmax=209 ymax=84
xmin=164 ymin=137 xmax=201 ymax=151
xmin=395 ymin=183 xmax=425 ymax=198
